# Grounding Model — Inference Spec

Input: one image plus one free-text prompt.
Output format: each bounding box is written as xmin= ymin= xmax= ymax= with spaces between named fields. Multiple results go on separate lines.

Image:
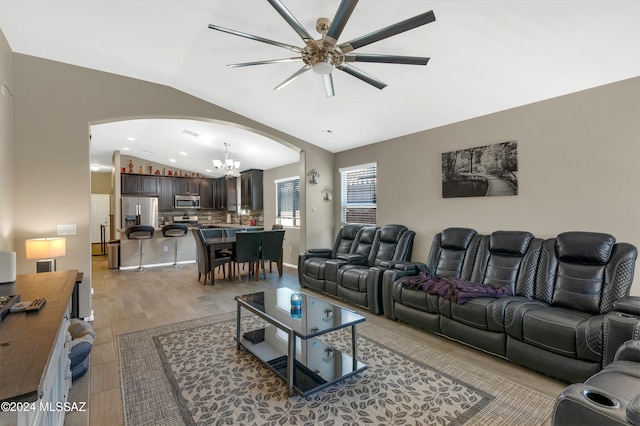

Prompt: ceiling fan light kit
xmin=208 ymin=0 xmax=435 ymax=97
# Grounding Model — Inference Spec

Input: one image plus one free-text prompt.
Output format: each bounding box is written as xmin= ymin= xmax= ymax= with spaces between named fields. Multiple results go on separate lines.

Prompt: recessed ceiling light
xmin=169 ymin=159 xmax=176 ymax=163
xmin=205 ymin=169 xmax=212 ymax=173
xmin=122 ymin=147 xmax=130 ymax=151
xmin=179 ymin=152 xmax=187 ymax=156
xmin=90 ymin=165 xmax=100 ymax=171
xmin=126 ymin=137 xmax=136 ymax=141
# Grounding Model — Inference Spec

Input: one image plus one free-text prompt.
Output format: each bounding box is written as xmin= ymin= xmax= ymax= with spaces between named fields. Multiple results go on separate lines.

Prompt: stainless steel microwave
xmin=175 ymin=195 xmax=201 ymax=209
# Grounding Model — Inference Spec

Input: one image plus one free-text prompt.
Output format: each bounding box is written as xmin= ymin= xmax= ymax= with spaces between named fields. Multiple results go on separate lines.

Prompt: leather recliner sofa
xmin=382 ymin=228 xmax=639 ymax=383
xmin=552 ymin=339 xmax=640 ymax=425
xmin=300 ymin=224 xmax=415 ymax=314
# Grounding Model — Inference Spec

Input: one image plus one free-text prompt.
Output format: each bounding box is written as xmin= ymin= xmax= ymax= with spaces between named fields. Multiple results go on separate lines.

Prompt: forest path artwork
xmin=442 ymin=141 xmax=518 ymax=198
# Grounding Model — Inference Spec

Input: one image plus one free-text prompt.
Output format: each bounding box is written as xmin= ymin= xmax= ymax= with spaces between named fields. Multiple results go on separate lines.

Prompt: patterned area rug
xmin=119 ymin=312 xmax=554 ymax=426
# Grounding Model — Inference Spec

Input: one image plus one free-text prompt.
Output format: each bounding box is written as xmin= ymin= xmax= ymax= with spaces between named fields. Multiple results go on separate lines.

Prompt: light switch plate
xmin=57 ymin=224 xmax=77 ymax=235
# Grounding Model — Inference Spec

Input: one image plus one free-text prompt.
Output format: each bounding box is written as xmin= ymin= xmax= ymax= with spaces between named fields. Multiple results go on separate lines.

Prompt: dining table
xmin=206 ymin=236 xmax=236 ymax=284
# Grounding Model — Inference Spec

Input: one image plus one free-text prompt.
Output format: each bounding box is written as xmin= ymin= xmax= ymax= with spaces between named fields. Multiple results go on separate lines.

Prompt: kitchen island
xmin=117 ymin=224 xmax=262 ymax=269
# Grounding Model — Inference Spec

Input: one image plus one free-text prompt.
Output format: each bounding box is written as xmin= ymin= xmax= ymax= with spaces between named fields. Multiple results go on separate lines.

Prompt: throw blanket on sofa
xmin=403 ymin=266 xmax=512 ymax=304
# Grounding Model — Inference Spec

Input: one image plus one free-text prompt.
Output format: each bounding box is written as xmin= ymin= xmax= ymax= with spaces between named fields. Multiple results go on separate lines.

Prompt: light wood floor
xmin=65 ymin=255 xmax=566 ymax=425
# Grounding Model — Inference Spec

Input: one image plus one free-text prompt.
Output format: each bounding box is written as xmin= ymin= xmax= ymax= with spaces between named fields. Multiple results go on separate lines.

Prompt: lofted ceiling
xmin=1 ymin=0 xmax=639 ymax=176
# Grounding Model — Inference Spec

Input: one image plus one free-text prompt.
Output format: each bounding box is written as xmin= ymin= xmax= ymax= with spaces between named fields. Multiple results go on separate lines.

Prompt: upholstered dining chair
xmin=260 ymin=229 xmax=285 ymax=277
xmin=232 ymin=231 xmax=263 ymax=282
xmin=271 ymin=224 xmax=284 ymax=230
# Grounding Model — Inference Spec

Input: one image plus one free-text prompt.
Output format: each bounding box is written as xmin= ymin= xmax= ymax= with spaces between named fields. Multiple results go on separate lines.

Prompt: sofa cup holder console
xmin=582 ymin=389 xmax=620 ymax=409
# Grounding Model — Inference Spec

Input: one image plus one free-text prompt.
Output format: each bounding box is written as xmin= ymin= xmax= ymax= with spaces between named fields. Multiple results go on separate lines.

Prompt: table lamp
xmin=25 ymin=237 xmax=66 ymax=273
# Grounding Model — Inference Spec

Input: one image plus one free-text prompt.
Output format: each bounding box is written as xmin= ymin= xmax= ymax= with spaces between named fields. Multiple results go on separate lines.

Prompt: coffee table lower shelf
xmin=239 ymin=326 xmax=367 ymax=397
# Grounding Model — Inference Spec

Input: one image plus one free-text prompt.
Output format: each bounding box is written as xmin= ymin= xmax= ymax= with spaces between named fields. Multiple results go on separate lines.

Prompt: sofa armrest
xmin=307 ymin=248 xmax=332 ymax=255
xmin=336 ymin=253 xmax=367 ymax=265
xmin=393 ymin=261 xmax=426 ymax=272
xmin=614 ymin=339 xmax=640 ymax=363
xmin=603 ymin=311 xmax=640 ymax=366
xmin=613 ymin=296 xmax=640 ymax=316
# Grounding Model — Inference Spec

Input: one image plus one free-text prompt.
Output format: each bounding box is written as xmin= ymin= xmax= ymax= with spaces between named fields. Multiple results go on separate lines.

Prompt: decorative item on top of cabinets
xmin=321 ymin=186 xmax=333 ymax=201
xmin=307 ymin=168 xmax=320 ymax=185
xmin=128 ymin=160 xmax=134 ymax=174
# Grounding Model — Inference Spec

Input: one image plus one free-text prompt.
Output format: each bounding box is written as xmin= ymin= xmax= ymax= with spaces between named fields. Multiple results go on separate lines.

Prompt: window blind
xmin=275 ymin=177 xmax=300 ymax=227
xmin=340 ymin=163 xmax=377 ymax=225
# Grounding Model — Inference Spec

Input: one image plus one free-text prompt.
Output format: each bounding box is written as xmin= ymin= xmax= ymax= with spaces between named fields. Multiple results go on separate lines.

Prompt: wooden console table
xmin=0 ymin=270 xmax=77 ymax=425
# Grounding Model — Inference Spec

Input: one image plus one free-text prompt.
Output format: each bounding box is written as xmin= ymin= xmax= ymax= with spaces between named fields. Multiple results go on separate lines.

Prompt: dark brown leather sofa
xmin=382 ymin=228 xmax=639 ymax=383
xmin=299 ymin=224 xmax=415 ymax=314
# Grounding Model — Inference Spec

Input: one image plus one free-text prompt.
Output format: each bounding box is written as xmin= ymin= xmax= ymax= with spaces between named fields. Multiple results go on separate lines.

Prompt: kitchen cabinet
xmin=158 ymin=176 xmax=174 ymax=211
xmin=173 ymin=177 xmax=200 ymax=195
xmin=121 ymin=174 xmax=158 ymax=196
xmin=200 ymin=178 xmax=214 ymax=209
xmin=240 ymin=169 xmax=263 ymax=210
xmin=214 ymin=177 xmax=237 ymax=211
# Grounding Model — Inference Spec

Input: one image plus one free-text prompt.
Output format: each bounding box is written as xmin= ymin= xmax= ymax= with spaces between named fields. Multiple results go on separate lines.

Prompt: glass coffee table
xmin=235 ymin=288 xmax=367 ymax=397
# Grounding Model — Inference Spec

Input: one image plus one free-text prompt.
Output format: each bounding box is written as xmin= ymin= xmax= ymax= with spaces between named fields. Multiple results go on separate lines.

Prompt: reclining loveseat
xmin=299 ymin=224 xmax=415 ymax=314
xmin=382 ymin=228 xmax=638 ymax=383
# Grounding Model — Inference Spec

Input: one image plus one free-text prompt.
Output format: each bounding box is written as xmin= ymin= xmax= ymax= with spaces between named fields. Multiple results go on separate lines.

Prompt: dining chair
xmin=233 ymin=231 xmax=263 ymax=282
xmin=192 ymin=228 xmax=231 ymax=284
xmin=271 ymin=224 xmax=284 ymax=230
xmin=260 ymin=229 xmax=285 ymax=277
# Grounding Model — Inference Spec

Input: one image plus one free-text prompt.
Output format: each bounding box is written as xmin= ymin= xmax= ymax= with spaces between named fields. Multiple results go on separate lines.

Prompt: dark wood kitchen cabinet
xmin=214 ymin=177 xmax=237 ymax=211
xmin=240 ymin=169 xmax=263 ymax=210
xmin=158 ymin=176 xmax=174 ymax=211
xmin=121 ymin=174 xmax=158 ymax=196
xmin=173 ymin=177 xmax=200 ymax=195
xmin=199 ymin=178 xmax=214 ymax=209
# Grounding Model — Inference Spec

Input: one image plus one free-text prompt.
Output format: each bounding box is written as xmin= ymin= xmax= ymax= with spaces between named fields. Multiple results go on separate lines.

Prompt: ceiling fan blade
xmin=322 ymin=73 xmax=335 ymax=97
xmin=324 ymin=0 xmax=359 ymax=48
xmin=227 ymin=58 xmax=301 ymax=68
xmin=344 ymin=53 xmax=430 ymax=66
xmin=274 ymin=66 xmax=310 ymax=91
xmin=339 ymin=10 xmax=436 ymax=53
xmin=208 ymin=24 xmax=303 ymax=53
xmin=267 ymin=0 xmax=314 ymax=43
xmin=336 ymin=64 xmax=387 ymax=90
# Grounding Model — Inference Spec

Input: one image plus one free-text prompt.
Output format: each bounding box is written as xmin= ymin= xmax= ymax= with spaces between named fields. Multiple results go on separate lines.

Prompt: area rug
xmin=119 ymin=312 xmax=554 ymax=426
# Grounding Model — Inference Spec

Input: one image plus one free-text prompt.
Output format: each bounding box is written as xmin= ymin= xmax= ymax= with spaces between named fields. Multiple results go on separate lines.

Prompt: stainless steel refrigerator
xmin=121 ymin=196 xmax=159 ymax=228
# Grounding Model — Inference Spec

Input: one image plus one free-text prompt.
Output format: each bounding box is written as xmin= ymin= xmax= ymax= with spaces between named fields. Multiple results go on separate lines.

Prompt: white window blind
xmin=275 ymin=177 xmax=300 ymax=227
xmin=340 ymin=163 xmax=377 ymax=225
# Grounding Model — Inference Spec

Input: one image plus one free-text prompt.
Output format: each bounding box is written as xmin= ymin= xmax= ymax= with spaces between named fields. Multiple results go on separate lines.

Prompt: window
xmin=340 ymin=163 xmax=377 ymax=225
xmin=275 ymin=176 xmax=300 ymax=227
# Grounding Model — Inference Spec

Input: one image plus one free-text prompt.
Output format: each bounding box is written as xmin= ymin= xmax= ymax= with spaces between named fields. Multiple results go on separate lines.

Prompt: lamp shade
xmin=25 ymin=238 xmax=66 ymax=259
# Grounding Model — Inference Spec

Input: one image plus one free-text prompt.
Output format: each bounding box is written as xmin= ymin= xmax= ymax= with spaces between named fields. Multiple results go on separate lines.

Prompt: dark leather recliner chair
xmin=438 ymin=231 xmax=542 ymax=356
xmin=553 ymin=339 xmax=640 ymax=426
xmin=382 ymin=227 xmax=480 ymax=329
xmin=505 ymin=232 xmax=638 ymax=383
xmin=298 ymin=224 xmax=364 ymax=293
xmin=331 ymin=224 xmax=415 ymax=314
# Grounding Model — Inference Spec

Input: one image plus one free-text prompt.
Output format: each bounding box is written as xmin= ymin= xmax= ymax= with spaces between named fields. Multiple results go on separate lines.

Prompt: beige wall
xmin=335 ymin=77 xmax=640 ymax=296
xmin=11 ymin=53 xmax=333 ymax=317
xmin=90 ymin=172 xmax=111 ymax=195
xmin=0 ymin=30 xmax=13 ymax=251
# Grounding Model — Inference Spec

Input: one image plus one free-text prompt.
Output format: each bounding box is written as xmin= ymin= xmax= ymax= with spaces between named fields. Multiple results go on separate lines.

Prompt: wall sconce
xmin=307 ymin=169 xmax=320 ymax=185
xmin=321 ymin=186 xmax=333 ymax=201
xmin=25 ymin=237 xmax=66 ymax=273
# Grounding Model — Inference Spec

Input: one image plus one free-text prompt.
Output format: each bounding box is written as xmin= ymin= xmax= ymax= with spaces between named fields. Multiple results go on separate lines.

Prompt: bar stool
xmin=162 ymin=224 xmax=189 ymax=267
xmin=124 ymin=225 xmax=155 ymax=271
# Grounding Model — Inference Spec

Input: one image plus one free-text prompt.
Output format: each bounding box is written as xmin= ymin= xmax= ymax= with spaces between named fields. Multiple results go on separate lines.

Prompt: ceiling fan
xmin=208 ymin=0 xmax=436 ymax=97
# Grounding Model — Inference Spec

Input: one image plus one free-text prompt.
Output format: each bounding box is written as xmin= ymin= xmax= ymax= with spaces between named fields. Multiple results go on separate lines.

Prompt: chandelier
xmin=212 ymin=143 xmax=241 ymax=176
